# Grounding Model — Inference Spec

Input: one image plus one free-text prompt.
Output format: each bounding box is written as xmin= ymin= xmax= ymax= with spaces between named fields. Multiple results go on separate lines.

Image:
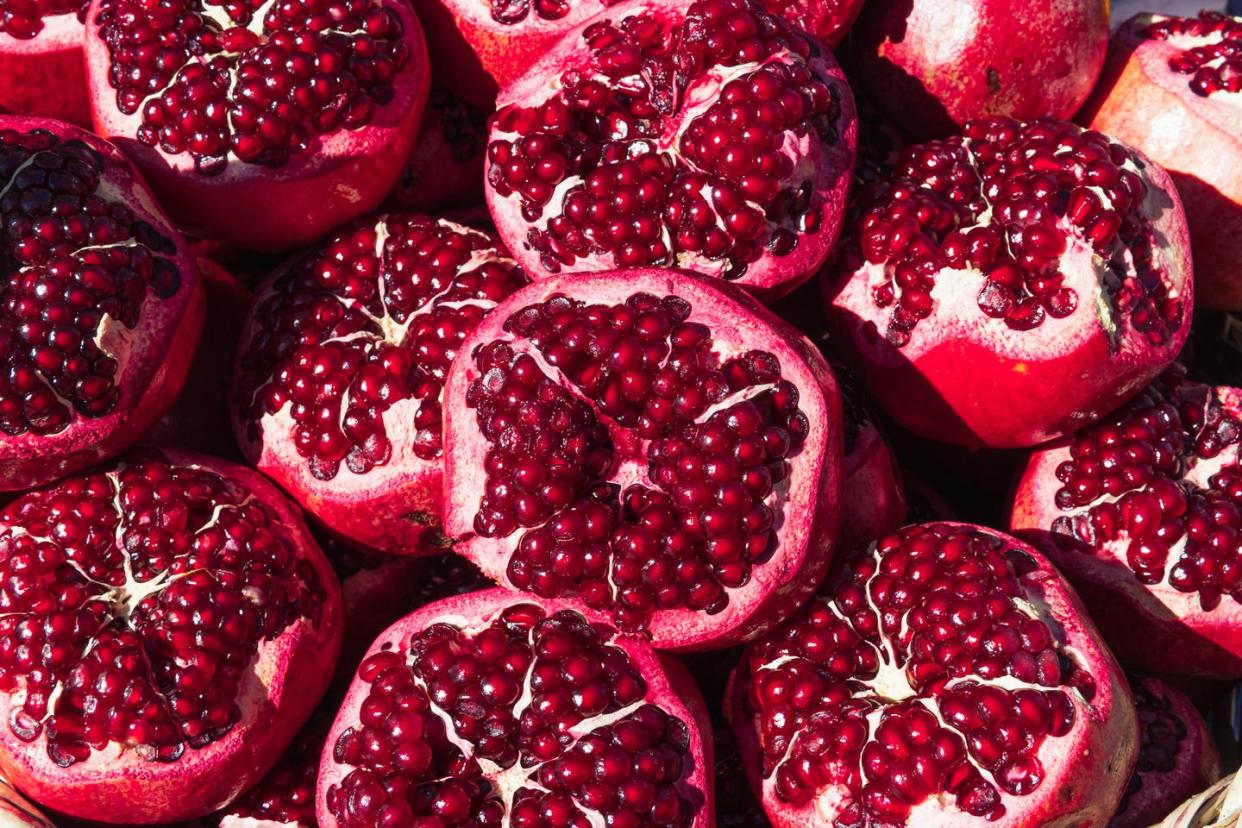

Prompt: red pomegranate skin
xmin=0 ymin=4 xmax=89 ymax=127
xmin=845 ymin=0 xmax=1110 ymax=139
xmin=1081 ymin=12 xmax=1242 ymax=311
xmin=837 ymin=360 xmax=907 ymax=548
xmin=386 ymin=85 xmax=489 ymax=214
xmin=0 ymin=116 xmax=205 ymax=491
xmin=0 ymin=448 xmax=343 ymax=824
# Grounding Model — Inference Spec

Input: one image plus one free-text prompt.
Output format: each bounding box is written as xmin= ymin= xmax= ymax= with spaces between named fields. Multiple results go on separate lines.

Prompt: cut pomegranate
xmin=442 ymin=270 xmax=843 ymax=650
xmin=1081 ymin=12 xmax=1242 ymax=310
xmin=82 ymin=0 xmax=431 ymax=252
xmin=323 ymin=535 xmax=423 ymax=672
xmin=1011 ymin=364 xmax=1242 ymax=678
xmin=0 ymin=1 xmax=89 ymax=126
xmin=0 ymin=116 xmax=204 ymax=490
xmin=484 ymin=0 xmax=859 ymax=303
xmin=232 ymin=214 xmax=528 ymax=555
xmin=317 ymin=588 xmax=714 ymax=827
xmin=845 ymin=0 xmax=1109 ymax=139
xmin=729 ymin=522 xmax=1138 ymax=827
xmin=761 ymin=0 xmax=862 ymax=47
xmin=1111 ymin=675 xmax=1221 ymax=828
xmin=823 ymin=116 xmax=1193 ymax=448
xmin=387 ymin=86 xmax=489 ymax=215
xmin=0 ymin=777 xmax=52 ymax=827
xmin=0 ymin=447 xmax=343 ymax=824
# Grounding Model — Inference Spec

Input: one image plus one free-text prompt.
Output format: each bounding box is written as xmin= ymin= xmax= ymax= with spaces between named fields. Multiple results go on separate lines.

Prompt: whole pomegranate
xmin=318 ymin=588 xmax=715 ymax=827
xmin=82 ymin=0 xmax=431 ymax=252
xmin=0 ymin=447 xmax=343 ymax=824
xmin=484 ymin=0 xmax=859 ymax=303
xmin=845 ymin=0 xmax=1109 ymax=139
xmin=729 ymin=522 xmax=1139 ymax=827
xmin=0 ymin=1 xmax=88 ymax=126
xmin=1081 ymin=12 xmax=1242 ymax=311
xmin=441 ymin=270 xmax=844 ymax=650
xmin=0 ymin=777 xmax=52 ymax=827
xmin=1010 ymin=365 xmax=1242 ymax=678
xmin=837 ymin=359 xmax=907 ymax=548
xmin=387 ymin=86 xmax=488 ymax=215
xmin=823 ymin=116 xmax=1193 ymax=448
xmin=0 ymin=117 xmax=204 ymax=490
xmin=232 ymin=215 xmax=528 ymax=555
xmin=1111 ymin=675 xmax=1221 ymax=828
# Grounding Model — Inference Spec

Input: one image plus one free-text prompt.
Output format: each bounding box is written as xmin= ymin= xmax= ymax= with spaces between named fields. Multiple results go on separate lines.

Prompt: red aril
xmin=1081 ymin=12 xmax=1242 ymax=311
xmin=231 ymin=214 xmax=528 ymax=555
xmin=82 ymin=0 xmax=431 ymax=252
xmin=387 ymin=86 xmax=488 ymax=215
xmin=729 ymin=522 xmax=1139 ymax=827
xmin=0 ymin=116 xmax=204 ymax=490
xmin=441 ymin=270 xmax=844 ymax=650
xmin=0 ymin=447 xmax=343 ymax=824
xmin=823 ymin=116 xmax=1193 ymax=448
xmin=484 ymin=0 xmax=859 ymax=303
xmin=0 ymin=2 xmax=89 ymax=126
xmin=763 ymin=0 xmax=862 ymax=47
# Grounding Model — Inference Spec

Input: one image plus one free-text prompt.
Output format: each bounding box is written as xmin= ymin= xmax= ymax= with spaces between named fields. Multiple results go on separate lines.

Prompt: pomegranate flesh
xmin=729 ymin=522 xmax=1138 ymax=826
xmin=484 ymin=0 xmax=859 ymax=303
xmin=83 ymin=0 xmax=431 ymax=252
xmin=442 ymin=270 xmax=843 ymax=650
xmin=0 ymin=1 xmax=89 ymax=126
xmin=387 ymin=86 xmax=489 ymax=214
xmin=232 ymin=214 xmax=528 ymax=555
xmin=823 ymin=116 xmax=1193 ymax=448
xmin=318 ymin=588 xmax=714 ymax=827
xmin=1011 ymin=365 xmax=1242 ymax=678
xmin=0 ymin=447 xmax=343 ymax=824
xmin=0 ymin=116 xmax=204 ymax=490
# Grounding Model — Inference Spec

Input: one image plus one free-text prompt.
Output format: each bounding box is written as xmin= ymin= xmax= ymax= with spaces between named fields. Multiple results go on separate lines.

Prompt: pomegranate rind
xmin=0 ymin=13 xmax=90 ymax=127
xmin=0 ymin=777 xmax=52 ymax=828
xmin=315 ymin=587 xmax=716 ymax=828
xmin=845 ymin=0 xmax=1109 ymax=139
xmin=0 ymin=116 xmax=205 ymax=490
xmin=1081 ymin=14 xmax=1242 ymax=311
xmin=0 ymin=449 xmax=344 ymax=824
xmin=728 ymin=522 xmax=1138 ymax=828
xmin=81 ymin=0 xmax=431 ymax=253
xmin=839 ymin=419 xmax=906 ymax=548
xmin=442 ymin=269 xmax=844 ymax=651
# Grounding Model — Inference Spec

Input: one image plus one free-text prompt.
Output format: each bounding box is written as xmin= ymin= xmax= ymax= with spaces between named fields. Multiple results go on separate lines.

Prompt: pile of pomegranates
xmin=0 ymin=0 xmax=1241 ymax=825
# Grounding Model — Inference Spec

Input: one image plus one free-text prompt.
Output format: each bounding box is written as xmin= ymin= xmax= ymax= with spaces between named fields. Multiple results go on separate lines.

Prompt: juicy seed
xmin=1148 ymin=12 xmax=1242 ymax=97
xmin=0 ymin=0 xmax=78 ymax=38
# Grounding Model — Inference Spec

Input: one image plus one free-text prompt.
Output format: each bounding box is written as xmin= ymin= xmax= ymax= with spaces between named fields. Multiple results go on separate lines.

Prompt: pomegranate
xmin=441 ymin=270 xmax=843 ymax=650
xmin=231 ymin=214 xmax=528 ymax=555
xmin=0 ymin=447 xmax=343 ymax=824
xmin=844 ymin=0 xmax=1110 ymax=139
xmin=1010 ymin=364 xmax=1242 ymax=678
xmin=387 ymin=86 xmax=488 ymax=215
xmin=82 ymin=0 xmax=431 ymax=252
xmin=1080 ymin=12 xmax=1242 ymax=311
xmin=484 ymin=0 xmax=859 ymax=303
xmin=0 ymin=777 xmax=52 ymax=828
xmin=215 ymin=717 xmax=324 ymax=828
xmin=761 ymin=0 xmax=862 ymax=48
xmin=0 ymin=2 xmax=89 ymax=126
xmin=324 ymin=536 xmax=424 ymax=672
xmin=823 ymin=116 xmax=1193 ymax=448
xmin=837 ymin=359 xmax=906 ymax=548
xmin=318 ymin=588 xmax=715 ymax=827
xmin=0 ymin=116 xmax=204 ymax=491
xmin=729 ymin=522 xmax=1138 ymax=827
xmin=1111 ymin=675 xmax=1221 ymax=828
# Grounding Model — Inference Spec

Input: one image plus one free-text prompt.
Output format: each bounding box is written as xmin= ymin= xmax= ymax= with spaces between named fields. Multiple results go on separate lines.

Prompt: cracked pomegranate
xmin=318 ymin=589 xmax=714 ymax=828
xmin=441 ymin=270 xmax=843 ymax=650
xmin=484 ymin=0 xmax=859 ymax=302
xmin=1011 ymin=365 xmax=1242 ymax=678
xmin=0 ymin=0 xmax=89 ymax=126
xmin=0 ymin=447 xmax=343 ymax=824
xmin=1081 ymin=12 xmax=1242 ymax=311
xmin=0 ymin=117 xmax=204 ymax=490
xmin=845 ymin=0 xmax=1109 ymax=139
xmin=387 ymin=86 xmax=489 ymax=215
xmin=729 ymin=522 xmax=1138 ymax=826
xmin=232 ymin=214 xmax=528 ymax=555
xmin=824 ymin=116 xmax=1193 ymax=448
xmin=82 ymin=0 xmax=431 ymax=252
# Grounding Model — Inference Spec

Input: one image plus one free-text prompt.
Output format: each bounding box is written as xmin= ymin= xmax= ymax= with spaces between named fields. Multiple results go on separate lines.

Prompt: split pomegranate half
xmin=0 ymin=0 xmax=89 ymax=126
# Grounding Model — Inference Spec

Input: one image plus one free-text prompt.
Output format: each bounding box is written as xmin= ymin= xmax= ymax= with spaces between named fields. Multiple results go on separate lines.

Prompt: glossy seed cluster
xmin=1148 ymin=12 xmax=1242 ymax=97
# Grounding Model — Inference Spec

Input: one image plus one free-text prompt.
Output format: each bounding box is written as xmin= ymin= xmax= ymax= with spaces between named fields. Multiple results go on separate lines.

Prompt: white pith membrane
xmin=0 ymin=456 xmax=319 ymax=765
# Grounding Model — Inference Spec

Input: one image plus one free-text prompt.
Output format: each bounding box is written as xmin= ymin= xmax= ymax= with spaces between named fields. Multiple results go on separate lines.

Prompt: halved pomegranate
xmin=232 ymin=214 xmax=528 ymax=555
xmin=82 ymin=0 xmax=431 ymax=252
xmin=845 ymin=0 xmax=1110 ymax=139
xmin=0 ymin=116 xmax=204 ymax=490
xmin=0 ymin=447 xmax=343 ymax=824
xmin=729 ymin=522 xmax=1138 ymax=827
xmin=318 ymin=588 xmax=714 ymax=827
xmin=484 ymin=0 xmax=859 ymax=303
xmin=387 ymin=86 xmax=489 ymax=215
xmin=823 ymin=116 xmax=1193 ymax=448
xmin=1081 ymin=12 xmax=1242 ymax=311
xmin=0 ymin=2 xmax=89 ymax=126
xmin=1011 ymin=365 xmax=1242 ymax=678
xmin=442 ymin=270 xmax=843 ymax=650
